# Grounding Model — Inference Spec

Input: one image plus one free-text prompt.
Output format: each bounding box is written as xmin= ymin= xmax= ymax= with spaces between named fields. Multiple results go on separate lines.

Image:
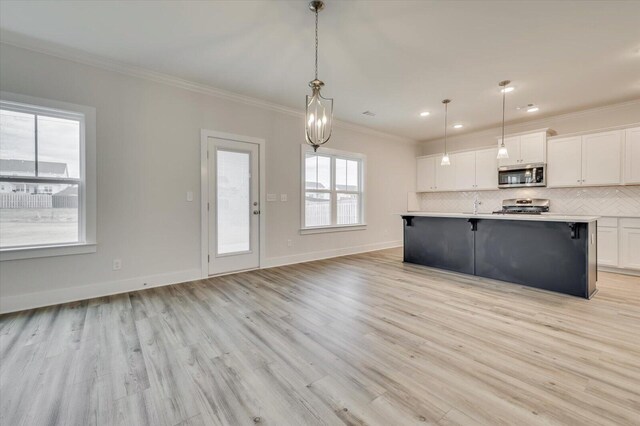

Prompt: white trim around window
xmin=0 ymin=91 xmax=97 ymax=261
xmin=300 ymin=144 xmax=366 ymax=234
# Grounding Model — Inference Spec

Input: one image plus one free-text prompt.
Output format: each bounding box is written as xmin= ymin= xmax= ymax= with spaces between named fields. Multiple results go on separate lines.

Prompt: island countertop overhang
xmin=400 ymin=212 xmax=599 ymax=223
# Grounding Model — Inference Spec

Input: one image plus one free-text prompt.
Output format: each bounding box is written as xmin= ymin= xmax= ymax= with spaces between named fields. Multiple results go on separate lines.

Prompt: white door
xmin=475 ymin=148 xmax=498 ymax=190
xmin=454 ymin=151 xmax=476 ymax=190
xmin=497 ymin=136 xmax=521 ymax=167
xmin=519 ymin=132 xmax=546 ymax=164
xmin=208 ymin=137 xmax=260 ymax=275
xmin=547 ymin=136 xmax=582 ymax=187
xmin=416 ymin=156 xmax=436 ymax=192
xmin=582 ymin=130 xmax=622 ymax=186
xmin=624 ymin=127 xmax=640 ymax=184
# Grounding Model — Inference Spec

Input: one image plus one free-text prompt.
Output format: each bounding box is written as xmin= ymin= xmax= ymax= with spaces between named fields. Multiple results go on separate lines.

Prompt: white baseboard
xmin=0 ymin=268 xmax=202 ymax=314
xmin=598 ymin=266 xmax=640 ymax=277
xmin=0 ymin=241 xmax=403 ymax=314
xmin=262 ymin=240 xmax=402 ymax=269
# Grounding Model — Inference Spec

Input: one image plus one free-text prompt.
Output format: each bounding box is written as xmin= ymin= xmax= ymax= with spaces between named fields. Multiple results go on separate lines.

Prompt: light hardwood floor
xmin=1 ymin=248 xmax=639 ymax=426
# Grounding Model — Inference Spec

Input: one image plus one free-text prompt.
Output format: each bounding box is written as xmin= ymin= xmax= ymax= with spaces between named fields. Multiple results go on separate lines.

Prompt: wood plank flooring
xmin=1 ymin=248 xmax=639 ymax=425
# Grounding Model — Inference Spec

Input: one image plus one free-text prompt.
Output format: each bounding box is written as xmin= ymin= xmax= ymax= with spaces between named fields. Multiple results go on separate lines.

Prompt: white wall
xmin=0 ymin=43 xmax=418 ymax=312
xmin=421 ymin=100 xmax=640 ymax=155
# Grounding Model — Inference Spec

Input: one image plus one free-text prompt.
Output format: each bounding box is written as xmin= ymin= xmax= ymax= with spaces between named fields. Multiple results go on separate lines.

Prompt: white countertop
xmin=402 ymin=212 xmax=599 ymax=223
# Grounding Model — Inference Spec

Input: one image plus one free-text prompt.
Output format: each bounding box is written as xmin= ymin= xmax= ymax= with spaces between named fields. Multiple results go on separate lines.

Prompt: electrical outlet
xmin=280 ymin=194 xmax=288 ymax=202
xmin=186 ymin=191 xmax=193 ymax=202
xmin=287 ymin=239 xmax=293 ymax=247
xmin=112 ymin=259 xmax=122 ymax=271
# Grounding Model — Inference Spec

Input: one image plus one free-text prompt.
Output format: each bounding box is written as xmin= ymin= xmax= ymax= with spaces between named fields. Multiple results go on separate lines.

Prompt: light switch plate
xmin=267 ymin=193 xmax=277 ymax=202
xmin=280 ymin=194 xmax=288 ymax=202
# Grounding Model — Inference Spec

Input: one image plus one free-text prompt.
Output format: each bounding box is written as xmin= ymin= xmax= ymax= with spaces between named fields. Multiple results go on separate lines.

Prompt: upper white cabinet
xmin=582 ymin=131 xmax=622 ymax=186
xmin=547 ymin=130 xmax=622 ymax=188
xmin=474 ymin=148 xmax=498 ymax=190
xmin=624 ymin=126 xmax=640 ymax=184
xmin=416 ymin=147 xmax=498 ymax=192
xmin=416 ymin=156 xmax=437 ymax=192
xmin=497 ymin=131 xmax=546 ymax=167
xmin=454 ymin=151 xmax=477 ymax=191
xmin=547 ymin=136 xmax=583 ymax=187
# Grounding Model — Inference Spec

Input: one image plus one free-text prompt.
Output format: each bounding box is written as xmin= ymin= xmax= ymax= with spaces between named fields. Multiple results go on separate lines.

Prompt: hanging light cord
xmin=444 ymin=102 xmax=448 ymax=153
xmin=501 ymin=86 xmax=506 ymax=145
xmin=315 ymin=8 xmax=319 ymax=80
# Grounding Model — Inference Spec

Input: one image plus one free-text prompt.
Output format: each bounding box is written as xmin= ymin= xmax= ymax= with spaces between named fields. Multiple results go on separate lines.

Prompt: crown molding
xmin=421 ymin=97 xmax=640 ymax=144
xmin=0 ymin=30 xmax=416 ymax=145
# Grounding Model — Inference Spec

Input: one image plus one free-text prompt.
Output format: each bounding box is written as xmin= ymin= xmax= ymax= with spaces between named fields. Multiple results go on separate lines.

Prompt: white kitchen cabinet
xmin=620 ymin=219 xmax=640 ymax=270
xmin=624 ymin=127 xmax=640 ymax=184
xmin=547 ymin=136 xmax=582 ymax=187
xmin=498 ymin=132 xmax=546 ymax=167
xmin=475 ymin=148 xmax=498 ymax=190
xmin=497 ymin=136 xmax=521 ymax=167
xmin=454 ymin=151 xmax=476 ymax=190
xmin=417 ymin=156 xmax=436 ymax=192
xmin=597 ymin=218 xmax=618 ymax=267
xmin=435 ymin=159 xmax=456 ymax=191
xmin=519 ymin=132 xmax=546 ymax=164
xmin=582 ymin=131 xmax=622 ymax=186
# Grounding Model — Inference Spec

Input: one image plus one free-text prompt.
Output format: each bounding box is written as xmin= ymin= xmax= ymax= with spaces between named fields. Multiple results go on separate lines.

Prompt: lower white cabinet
xmin=597 ymin=218 xmax=618 ymax=267
xmin=596 ymin=217 xmax=640 ymax=272
xmin=620 ymin=218 xmax=640 ymax=270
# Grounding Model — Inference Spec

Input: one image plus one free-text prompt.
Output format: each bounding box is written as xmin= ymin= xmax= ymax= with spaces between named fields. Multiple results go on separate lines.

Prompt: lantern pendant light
xmin=497 ymin=80 xmax=511 ymax=159
xmin=305 ymin=1 xmax=333 ymax=152
xmin=441 ymin=99 xmax=451 ymax=166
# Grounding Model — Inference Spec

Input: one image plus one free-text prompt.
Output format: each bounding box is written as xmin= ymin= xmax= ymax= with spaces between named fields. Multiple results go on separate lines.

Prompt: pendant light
xmin=305 ymin=1 xmax=333 ymax=152
xmin=441 ymin=99 xmax=451 ymax=166
xmin=497 ymin=80 xmax=511 ymax=159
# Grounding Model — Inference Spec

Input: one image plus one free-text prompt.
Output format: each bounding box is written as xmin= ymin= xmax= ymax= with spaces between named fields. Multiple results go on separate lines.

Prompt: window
xmin=302 ymin=146 xmax=365 ymax=231
xmin=0 ymin=93 xmax=96 ymax=260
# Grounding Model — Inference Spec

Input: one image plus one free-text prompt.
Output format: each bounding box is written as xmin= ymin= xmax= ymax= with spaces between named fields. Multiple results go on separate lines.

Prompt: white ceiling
xmin=1 ymin=0 xmax=639 ymax=141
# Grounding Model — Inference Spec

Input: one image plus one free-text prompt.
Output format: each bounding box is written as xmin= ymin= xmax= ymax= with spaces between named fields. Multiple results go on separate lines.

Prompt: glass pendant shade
xmin=441 ymin=154 xmax=451 ymax=166
xmin=497 ymin=145 xmax=509 ymax=159
xmin=305 ymin=79 xmax=334 ymax=152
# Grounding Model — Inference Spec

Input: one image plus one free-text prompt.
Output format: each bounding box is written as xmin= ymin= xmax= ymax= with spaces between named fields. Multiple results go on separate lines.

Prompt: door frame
xmin=200 ymin=129 xmax=266 ymax=278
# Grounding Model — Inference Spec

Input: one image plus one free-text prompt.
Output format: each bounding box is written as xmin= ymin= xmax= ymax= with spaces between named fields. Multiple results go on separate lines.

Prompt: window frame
xmin=0 ymin=92 xmax=97 ymax=261
xmin=300 ymin=144 xmax=366 ymax=234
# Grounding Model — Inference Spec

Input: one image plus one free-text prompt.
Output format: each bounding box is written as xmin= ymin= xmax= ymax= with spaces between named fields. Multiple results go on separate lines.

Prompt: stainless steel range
xmin=493 ymin=198 xmax=550 ymax=215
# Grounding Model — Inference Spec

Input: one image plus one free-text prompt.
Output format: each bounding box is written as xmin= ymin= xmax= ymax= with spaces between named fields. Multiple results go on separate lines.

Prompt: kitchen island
xmin=401 ymin=213 xmax=598 ymax=298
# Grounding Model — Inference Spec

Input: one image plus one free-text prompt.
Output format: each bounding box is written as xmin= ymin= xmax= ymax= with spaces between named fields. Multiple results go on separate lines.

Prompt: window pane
xmin=337 ymin=193 xmax=360 ymax=225
xmin=37 ymin=115 xmax=80 ymax=179
xmin=217 ymin=150 xmax=250 ymax=254
xmin=305 ymin=154 xmax=330 ymax=190
xmin=305 ymin=192 xmax=331 ymax=227
xmin=305 ymin=154 xmax=317 ymax=189
xmin=0 ymin=182 xmax=79 ymax=247
xmin=0 ymin=109 xmax=36 ymax=176
xmin=347 ymin=160 xmax=359 ymax=190
xmin=335 ymin=158 xmax=347 ymax=190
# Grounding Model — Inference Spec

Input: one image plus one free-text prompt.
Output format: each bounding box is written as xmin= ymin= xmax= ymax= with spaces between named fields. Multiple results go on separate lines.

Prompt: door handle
xmin=253 ymin=210 xmax=261 ymax=215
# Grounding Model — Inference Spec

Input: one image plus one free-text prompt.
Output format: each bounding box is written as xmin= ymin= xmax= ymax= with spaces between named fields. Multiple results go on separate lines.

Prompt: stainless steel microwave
xmin=498 ymin=163 xmax=546 ymax=188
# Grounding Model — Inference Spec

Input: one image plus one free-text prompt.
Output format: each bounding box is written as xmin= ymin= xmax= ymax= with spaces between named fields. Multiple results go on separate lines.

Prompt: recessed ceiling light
xmin=420 ymin=111 xmax=430 ymax=117
xmin=453 ymin=124 xmax=463 ymax=129
xmin=501 ymin=86 xmax=515 ymax=93
xmin=526 ymin=105 xmax=539 ymax=113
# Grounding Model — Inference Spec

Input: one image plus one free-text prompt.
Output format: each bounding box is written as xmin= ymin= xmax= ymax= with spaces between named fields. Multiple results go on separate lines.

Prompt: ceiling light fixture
xmin=501 ymin=86 xmax=515 ymax=93
xmin=453 ymin=123 xmax=463 ymax=129
xmin=441 ymin=99 xmax=452 ymax=166
xmin=420 ymin=111 xmax=430 ymax=117
xmin=305 ymin=1 xmax=333 ymax=152
xmin=497 ymin=80 xmax=511 ymax=159
xmin=527 ymin=105 xmax=539 ymax=113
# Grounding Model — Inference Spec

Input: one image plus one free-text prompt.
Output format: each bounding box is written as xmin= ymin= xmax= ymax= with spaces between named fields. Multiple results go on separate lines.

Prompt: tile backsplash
xmin=418 ymin=185 xmax=640 ymax=217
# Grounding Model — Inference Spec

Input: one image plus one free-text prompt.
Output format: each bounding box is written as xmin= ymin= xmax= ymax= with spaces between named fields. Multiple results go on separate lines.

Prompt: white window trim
xmin=300 ymin=144 xmax=366 ymax=234
xmin=0 ymin=91 xmax=97 ymax=261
